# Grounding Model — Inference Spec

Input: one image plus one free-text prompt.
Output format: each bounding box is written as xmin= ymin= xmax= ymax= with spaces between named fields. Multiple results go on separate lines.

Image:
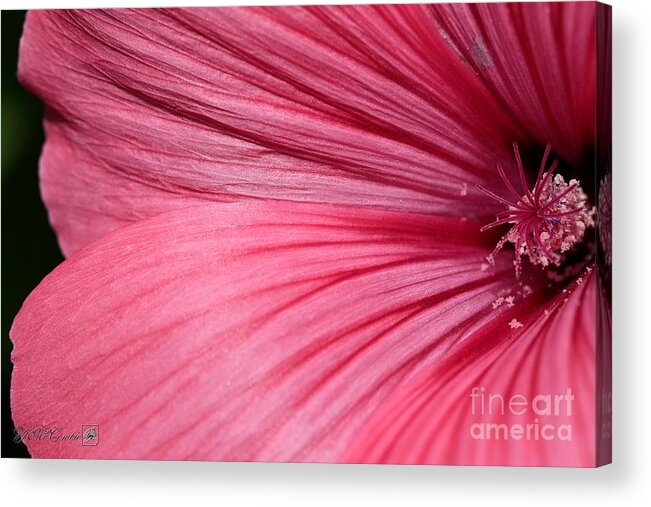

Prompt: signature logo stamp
xmin=81 ymin=425 xmax=99 ymax=446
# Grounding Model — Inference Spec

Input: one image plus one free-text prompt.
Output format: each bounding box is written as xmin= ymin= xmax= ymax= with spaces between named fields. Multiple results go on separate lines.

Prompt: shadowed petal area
xmin=11 ymin=201 xmax=522 ymax=461
xmin=595 ymin=272 xmax=612 ymax=465
xmin=346 ymin=268 xmax=596 ymax=466
xmin=19 ymin=6 xmax=523 ymax=255
xmin=429 ymin=2 xmax=596 ymax=168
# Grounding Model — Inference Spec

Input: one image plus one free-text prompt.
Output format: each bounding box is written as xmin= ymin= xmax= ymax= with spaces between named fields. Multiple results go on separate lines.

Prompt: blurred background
xmin=2 ymin=10 xmax=64 ymax=458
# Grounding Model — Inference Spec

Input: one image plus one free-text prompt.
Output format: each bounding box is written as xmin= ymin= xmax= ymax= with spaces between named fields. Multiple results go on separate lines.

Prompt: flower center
xmin=479 ymin=143 xmax=595 ymax=279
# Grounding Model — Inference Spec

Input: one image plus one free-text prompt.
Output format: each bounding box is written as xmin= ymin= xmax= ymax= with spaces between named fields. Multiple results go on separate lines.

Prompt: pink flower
xmin=11 ymin=3 xmax=610 ymax=465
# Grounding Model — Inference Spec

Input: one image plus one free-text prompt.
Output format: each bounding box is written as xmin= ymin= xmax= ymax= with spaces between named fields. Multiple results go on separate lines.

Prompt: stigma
xmin=478 ymin=143 xmax=595 ymax=278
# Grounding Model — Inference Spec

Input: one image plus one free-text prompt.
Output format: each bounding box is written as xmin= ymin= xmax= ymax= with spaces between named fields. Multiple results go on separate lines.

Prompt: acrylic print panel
xmin=7 ymin=2 xmax=611 ymax=466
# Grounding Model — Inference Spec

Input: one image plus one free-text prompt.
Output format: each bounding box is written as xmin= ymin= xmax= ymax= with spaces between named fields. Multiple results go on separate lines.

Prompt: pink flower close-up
xmin=10 ymin=2 xmax=611 ymax=465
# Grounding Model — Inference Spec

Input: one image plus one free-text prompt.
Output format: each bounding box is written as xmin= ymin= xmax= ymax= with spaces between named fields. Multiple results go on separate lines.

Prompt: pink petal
xmin=346 ymin=268 xmax=598 ymax=466
xmin=11 ymin=201 xmax=518 ymax=461
xmin=39 ymin=121 xmax=213 ymax=256
xmin=429 ymin=2 xmax=596 ymax=167
xmin=596 ymin=273 xmax=612 ymax=465
xmin=19 ymin=6 xmax=522 ymax=255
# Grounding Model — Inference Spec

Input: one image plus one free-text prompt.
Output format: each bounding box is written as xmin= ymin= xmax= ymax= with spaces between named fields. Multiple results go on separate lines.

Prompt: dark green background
xmin=2 ymin=10 xmax=64 ymax=458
